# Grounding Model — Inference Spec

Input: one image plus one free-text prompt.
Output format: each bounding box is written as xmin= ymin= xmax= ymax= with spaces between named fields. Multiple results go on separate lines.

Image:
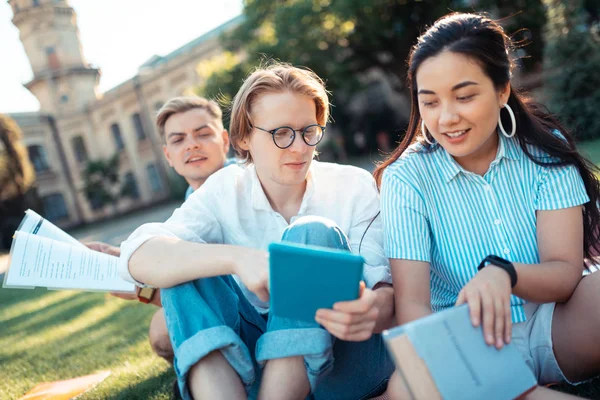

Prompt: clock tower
xmin=8 ymin=0 xmax=100 ymax=114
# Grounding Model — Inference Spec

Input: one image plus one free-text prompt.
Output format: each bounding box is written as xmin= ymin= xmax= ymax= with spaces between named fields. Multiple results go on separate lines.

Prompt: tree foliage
xmin=543 ymin=0 xmax=600 ymax=140
xmin=82 ymin=153 xmax=132 ymax=212
xmin=196 ymin=0 xmax=553 ymax=154
xmin=0 ymin=114 xmax=35 ymax=200
xmin=475 ymin=0 xmax=547 ymax=72
xmin=201 ymin=0 xmax=472 ymax=102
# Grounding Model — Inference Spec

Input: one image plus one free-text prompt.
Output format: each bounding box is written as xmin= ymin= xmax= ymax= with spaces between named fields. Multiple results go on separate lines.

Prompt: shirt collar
xmin=250 ymin=162 xmax=316 ymax=214
xmin=438 ymin=131 xmax=521 ymax=183
xmin=497 ymin=130 xmax=521 ymax=161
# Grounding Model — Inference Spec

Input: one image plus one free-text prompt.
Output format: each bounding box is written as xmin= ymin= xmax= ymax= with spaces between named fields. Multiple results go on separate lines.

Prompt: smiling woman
xmin=374 ymin=12 xmax=600 ymax=398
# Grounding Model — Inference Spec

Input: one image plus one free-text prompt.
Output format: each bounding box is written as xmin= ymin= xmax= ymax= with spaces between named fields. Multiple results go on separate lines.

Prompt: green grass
xmin=0 ymin=286 xmax=175 ymax=399
xmin=2 ymin=285 xmax=600 ymax=400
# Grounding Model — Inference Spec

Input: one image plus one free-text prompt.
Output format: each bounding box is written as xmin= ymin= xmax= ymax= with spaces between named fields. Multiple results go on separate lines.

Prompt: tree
xmin=0 ymin=114 xmax=39 ymax=249
xmin=543 ymin=0 xmax=600 ymax=140
xmin=198 ymin=1 xmax=552 ymax=154
xmin=197 ymin=0 xmax=472 ymax=154
xmin=82 ymin=154 xmax=132 ymax=213
xmin=0 ymin=114 xmax=35 ymax=200
xmin=475 ymin=0 xmax=547 ymax=72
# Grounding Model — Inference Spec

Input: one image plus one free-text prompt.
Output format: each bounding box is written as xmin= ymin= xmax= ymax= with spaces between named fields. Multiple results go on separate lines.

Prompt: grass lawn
xmin=0 ymin=286 xmax=175 ymax=399
xmin=2 ymin=286 xmax=600 ymax=400
xmin=3 ymin=140 xmax=600 ymax=399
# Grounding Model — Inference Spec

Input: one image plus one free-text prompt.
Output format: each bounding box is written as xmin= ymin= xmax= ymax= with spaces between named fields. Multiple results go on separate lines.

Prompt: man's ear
xmin=162 ymin=145 xmax=174 ymax=167
xmin=222 ymin=129 xmax=230 ymax=153
xmin=238 ymin=136 xmax=250 ymax=151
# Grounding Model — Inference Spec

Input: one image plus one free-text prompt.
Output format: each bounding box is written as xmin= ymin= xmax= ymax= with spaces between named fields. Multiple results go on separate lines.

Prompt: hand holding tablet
xmin=268 ymin=242 xmax=364 ymax=324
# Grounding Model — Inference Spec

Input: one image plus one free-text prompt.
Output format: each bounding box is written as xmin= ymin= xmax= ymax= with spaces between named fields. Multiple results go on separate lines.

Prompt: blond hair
xmin=156 ymin=96 xmax=223 ymax=141
xmin=229 ymin=63 xmax=330 ymax=163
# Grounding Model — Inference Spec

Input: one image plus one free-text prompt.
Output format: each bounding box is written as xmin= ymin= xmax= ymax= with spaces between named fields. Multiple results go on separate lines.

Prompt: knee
xmin=149 ymin=310 xmax=173 ymax=362
xmin=385 ymin=371 xmax=412 ymax=399
xmin=282 ymin=216 xmax=349 ymax=250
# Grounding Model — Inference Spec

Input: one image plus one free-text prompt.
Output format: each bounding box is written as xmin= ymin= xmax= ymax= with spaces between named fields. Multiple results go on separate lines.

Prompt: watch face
xmin=138 ymin=287 xmax=155 ymax=299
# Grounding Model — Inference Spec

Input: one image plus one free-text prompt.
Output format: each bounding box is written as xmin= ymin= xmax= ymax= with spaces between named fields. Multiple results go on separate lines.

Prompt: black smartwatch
xmin=477 ymin=255 xmax=518 ymax=288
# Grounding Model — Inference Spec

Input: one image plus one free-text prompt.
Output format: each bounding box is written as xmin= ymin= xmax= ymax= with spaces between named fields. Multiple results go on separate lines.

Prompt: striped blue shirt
xmin=381 ymin=132 xmax=589 ymax=323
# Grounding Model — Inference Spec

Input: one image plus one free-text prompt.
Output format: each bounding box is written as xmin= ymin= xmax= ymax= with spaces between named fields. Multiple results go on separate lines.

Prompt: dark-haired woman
xmin=375 ymin=12 xmax=600 ymax=396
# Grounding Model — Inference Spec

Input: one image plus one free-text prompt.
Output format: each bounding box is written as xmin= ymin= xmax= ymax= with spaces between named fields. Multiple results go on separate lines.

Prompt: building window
xmin=111 ymin=123 xmax=125 ymax=151
xmin=27 ymin=144 xmax=50 ymax=173
xmin=42 ymin=193 xmax=69 ymax=222
xmin=46 ymin=46 xmax=60 ymax=69
xmin=146 ymin=163 xmax=163 ymax=193
xmin=132 ymin=113 xmax=146 ymax=141
xmin=60 ymin=94 xmax=69 ymax=103
xmin=71 ymin=136 xmax=88 ymax=163
xmin=89 ymin=193 xmax=104 ymax=211
xmin=33 ymin=0 xmax=40 ymax=6
xmin=123 ymin=172 xmax=140 ymax=199
xmin=154 ymin=101 xmax=163 ymax=111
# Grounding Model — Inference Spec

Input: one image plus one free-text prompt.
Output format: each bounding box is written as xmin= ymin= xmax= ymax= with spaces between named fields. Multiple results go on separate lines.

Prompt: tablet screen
xmin=269 ymin=242 xmax=364 ymax=323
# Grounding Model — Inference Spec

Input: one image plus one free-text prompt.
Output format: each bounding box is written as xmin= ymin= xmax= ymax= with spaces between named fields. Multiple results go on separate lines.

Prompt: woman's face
xmin=416 ymin=50 xmax=510 ymax=170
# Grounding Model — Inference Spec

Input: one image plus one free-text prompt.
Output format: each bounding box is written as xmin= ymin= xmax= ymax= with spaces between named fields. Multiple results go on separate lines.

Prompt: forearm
xmin=512 ymin=261 xmax=582 ymax=303
xmin=128 ymin=237 xmax=238 ymax=288
xmin=394 ymin=299 xmax=432 ymax=325
xmin=372 ymin=284 xmax=396 ymax=333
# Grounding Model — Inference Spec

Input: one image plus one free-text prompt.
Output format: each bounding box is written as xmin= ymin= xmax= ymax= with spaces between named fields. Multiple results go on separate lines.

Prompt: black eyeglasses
xmin=251 ymin=124 xmax=326 ymax=149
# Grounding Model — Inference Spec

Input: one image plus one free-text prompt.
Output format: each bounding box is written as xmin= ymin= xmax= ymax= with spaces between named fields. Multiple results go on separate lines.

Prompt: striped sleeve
xmin=380 ymin=168 xmax=431 ymax=261
xmin=535 ymin=164 xmax=590 ymax=210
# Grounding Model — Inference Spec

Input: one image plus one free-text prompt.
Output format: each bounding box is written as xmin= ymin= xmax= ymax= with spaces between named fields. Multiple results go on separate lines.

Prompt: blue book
xmin=269 ymin=242 xmax=363 ymax=323
xmin=383 ymin=305 xmax=537 ymax=400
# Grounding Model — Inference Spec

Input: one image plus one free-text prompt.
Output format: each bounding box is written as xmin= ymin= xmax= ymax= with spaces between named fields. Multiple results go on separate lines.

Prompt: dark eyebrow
xmin=452 ymin=81 xmax=478 ymax=91
xmin=193 ymin=124 xmax=210 ymax=132
xmin=167 ymin=125 xmax=211 ymax=139
xmin=417 ymin=81 xmax=479 ymax=95
xmin=167 ymin=132 xmax=185 ymax=139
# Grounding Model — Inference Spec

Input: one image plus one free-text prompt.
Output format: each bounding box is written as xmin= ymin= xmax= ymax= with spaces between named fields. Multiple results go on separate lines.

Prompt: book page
xmin=17 ymin=209 xmax=84 ymax=248
xmin=384 ymin=306 xmax=537 ymax=400
xmin=3 ymin=232 xmax=134 ymax=293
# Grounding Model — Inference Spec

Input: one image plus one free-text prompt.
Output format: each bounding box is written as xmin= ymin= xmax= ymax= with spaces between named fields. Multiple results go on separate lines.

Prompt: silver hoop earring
xmin=421 ymin=120 xmax=434 ymax=145
xmin=498 ymin=104 xmax=516 ymax=138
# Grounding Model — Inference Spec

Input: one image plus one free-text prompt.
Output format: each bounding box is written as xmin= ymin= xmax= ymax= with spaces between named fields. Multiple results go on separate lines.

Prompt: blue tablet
xmin=269 ymin=242 xmax=364 ymax=323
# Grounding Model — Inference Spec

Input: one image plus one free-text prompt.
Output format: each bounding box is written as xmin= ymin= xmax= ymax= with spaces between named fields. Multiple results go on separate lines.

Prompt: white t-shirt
xmin=119 ymin=160 xmax=392 ymax=312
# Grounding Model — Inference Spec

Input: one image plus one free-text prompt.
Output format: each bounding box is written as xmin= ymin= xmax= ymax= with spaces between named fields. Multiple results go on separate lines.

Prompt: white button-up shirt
xmin=120 ymin=161 xmax=391 ymax=312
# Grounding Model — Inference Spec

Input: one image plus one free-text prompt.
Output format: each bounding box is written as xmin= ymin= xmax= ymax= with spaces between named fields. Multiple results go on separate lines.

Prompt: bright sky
xmin=0 ymin=0 xmax=243 ymax=113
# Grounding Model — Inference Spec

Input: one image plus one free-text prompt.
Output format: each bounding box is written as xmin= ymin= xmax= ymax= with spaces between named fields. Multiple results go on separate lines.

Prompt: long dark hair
xmin=373 ymin=12 xmax=600 ymax=261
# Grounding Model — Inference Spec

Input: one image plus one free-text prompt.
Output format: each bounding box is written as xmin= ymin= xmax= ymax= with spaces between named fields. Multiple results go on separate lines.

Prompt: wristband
xmin=477 ymin=255 xmax=517 ymax=288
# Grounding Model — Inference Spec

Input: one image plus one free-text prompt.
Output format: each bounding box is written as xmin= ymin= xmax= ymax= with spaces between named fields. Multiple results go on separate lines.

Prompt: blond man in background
xmin=88 ymin=95 xmax=233 ymax=363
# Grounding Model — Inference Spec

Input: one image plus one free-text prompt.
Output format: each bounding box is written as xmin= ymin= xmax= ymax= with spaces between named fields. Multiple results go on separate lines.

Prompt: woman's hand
xmin=315 ymin=281 xmax=379 ymax=341
xmin=455 ymin=266 xmax=512 ymax=349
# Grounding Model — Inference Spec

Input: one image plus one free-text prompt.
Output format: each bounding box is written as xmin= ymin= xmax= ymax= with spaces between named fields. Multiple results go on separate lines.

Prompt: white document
xmin=17 ymin=209 xmax=84 ymax=248
xmin=2 ymin=210 xmax=135 ymax=293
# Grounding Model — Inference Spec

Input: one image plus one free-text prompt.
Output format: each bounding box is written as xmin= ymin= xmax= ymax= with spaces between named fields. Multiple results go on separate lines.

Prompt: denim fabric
xmin=161 ymin=215 xmax=393 ymax=400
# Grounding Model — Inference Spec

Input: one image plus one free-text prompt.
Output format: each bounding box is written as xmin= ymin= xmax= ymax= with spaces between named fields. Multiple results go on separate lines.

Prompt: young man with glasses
xmin=119 ymin=64 xmax=395 ymax=400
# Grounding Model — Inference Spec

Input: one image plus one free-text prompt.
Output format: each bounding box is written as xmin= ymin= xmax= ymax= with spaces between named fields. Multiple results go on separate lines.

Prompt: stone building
xmin=6 ymin=0 xmax=241 ymax=227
